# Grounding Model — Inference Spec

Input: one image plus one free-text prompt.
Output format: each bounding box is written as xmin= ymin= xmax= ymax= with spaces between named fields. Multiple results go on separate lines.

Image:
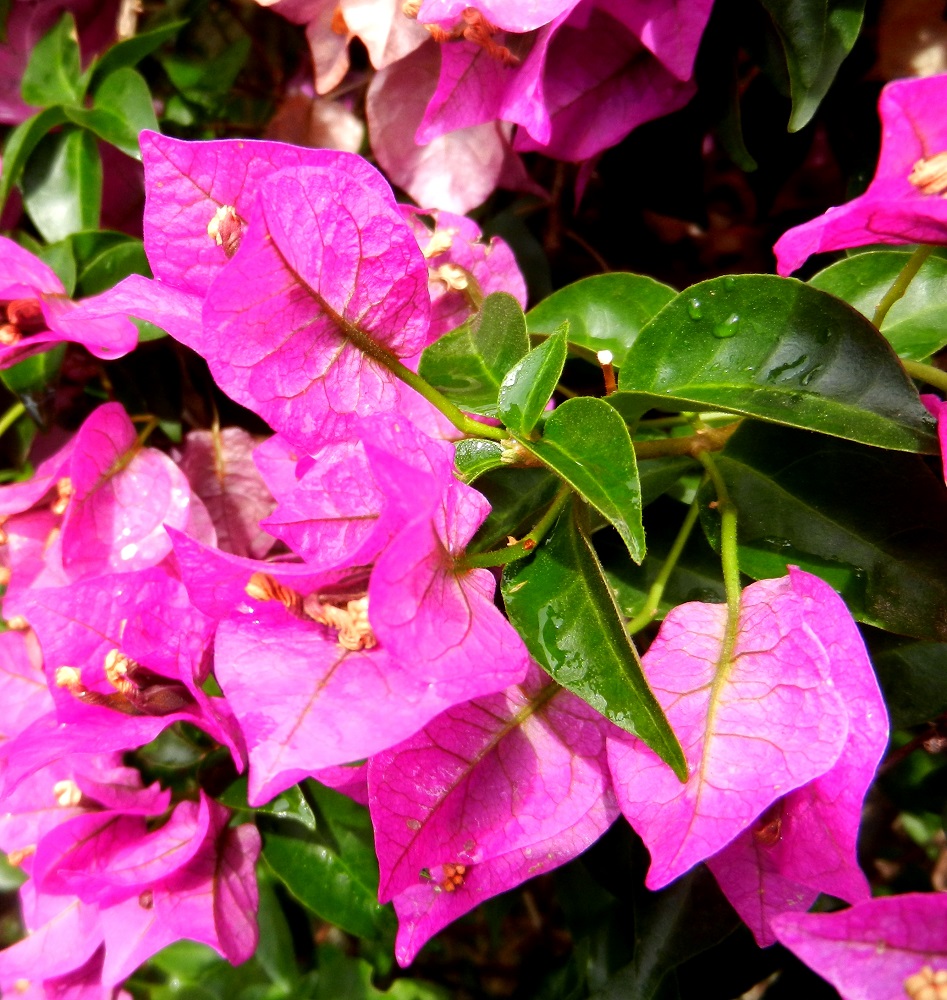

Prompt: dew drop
xmin=713 ymin=313 xmax=740 ymax=339
xmin=687 ymin=298 xmax=703 ymax=320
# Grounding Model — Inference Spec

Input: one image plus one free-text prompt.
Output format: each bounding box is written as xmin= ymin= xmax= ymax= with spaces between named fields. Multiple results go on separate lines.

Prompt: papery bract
xmin=367 ymin=42 xmax=538 ymax=213
xmin=775 ymin=74 xmax=947 ymax=274
xmin=0 ymin=237 xmax=137 ymax=368
xmin=179 ymin=427 xmax=277 ymax=559
xmin=706 ymin=569 xmax=888 ymax=944
xmin=608 ymin=570 xmax=849 ymax=889
xmin=771 ymin=893 xmax=947 ymax=1000
xmin=370 ymin=663 xmax=618 ymax=966
xmin=200 ymin=165 xmax=432 ymax=448
xmin=0 ymin=630 xmax=49 ymax=745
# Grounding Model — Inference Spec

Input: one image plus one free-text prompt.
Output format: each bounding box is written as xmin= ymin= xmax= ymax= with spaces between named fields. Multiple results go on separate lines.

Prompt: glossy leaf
xmin=87 ymin=19 xmax=188 ymax=89
xmin=617 ymin=274 xmax=937 ymax=453
xmin=217 ymin=777 xmax=316 ymax=832
xmin=498 ymin=326 xmax=567 ymax=436
xmin=452 ymin=439 xmax=505 ymax=482
xmin=20 ymin=12 xmax=83 ymax=107
xmin=760 ymin=0 xmax=866 ymax=131
xmin=526 ymin=273 xmax=676 ymax=367
xmin=809 ymin=250 xmax=947 ymax=360
xmin=871 ymin=636 xmax=947 ymax=729
xmin=502 ymin=500 xmax=686 ymax=779
xmin=467 ymin=465 xmax=559 ymax=553
xmin=0 ymin=106 xmax=69 ymax=214
xmin=515 ymin=396 xmax=645 ymax=561
xmin=75 ymin=238 xmax=151 ymax=297
xmin=65 ymin=68 xmax=159 ymax=159
xmin=22 ymin=127 xmax=102 ymax=242
xmin=700 ymin=421 xmax=947 ymax=640
xmin=418 ymin=292 xmax=530 ymax=417
xmin=261 ymin=783 xmax=395 ymax=941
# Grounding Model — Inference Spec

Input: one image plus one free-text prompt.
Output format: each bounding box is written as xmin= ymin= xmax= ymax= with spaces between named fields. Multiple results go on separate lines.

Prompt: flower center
xmin=416 ymin=6 xmax=520 ymax=66
xmin=909 ymin=152 xmax=947 ymax=196
xmin=904 ymin=965 xmax=947 ymax=1000
xmin=0 ymin=297 xmax=45 ymax=346
xmin=207 ymin=204 xmax=245 ymax=258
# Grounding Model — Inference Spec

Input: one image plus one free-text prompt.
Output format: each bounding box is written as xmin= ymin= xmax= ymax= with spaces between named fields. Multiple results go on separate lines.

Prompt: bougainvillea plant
xmin=1 ymin=2 xmax=947 ymax=998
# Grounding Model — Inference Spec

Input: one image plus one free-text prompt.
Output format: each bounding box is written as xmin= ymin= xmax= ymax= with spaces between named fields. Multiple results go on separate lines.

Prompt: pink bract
xmin=0 ymin=236 xmax=137 ymax=368
xmin=370 ymin=663 xmax=619 ymax=966
xmin=771 ymin=893 xmax=947 ymax=1000
xmin=608 ymin=570 xmax=850 ymax=889
xmin=775 ymin=73 xmax=947 ymax=274
xmin=707 ymin=570 xmax=888 ymax=945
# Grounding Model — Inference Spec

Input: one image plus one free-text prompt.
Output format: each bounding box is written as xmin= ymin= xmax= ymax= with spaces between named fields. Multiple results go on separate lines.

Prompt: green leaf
xmin=21 ymin=127 xmax=102 ymax=241
xmin=312 ymin=948 xmax=448 ymax=1000
xmin=418 ymin=292 xmax=530 ymax=416
xmin=468 ymin=466 xmax=560 ymax=553
xmin=88 ymin=19 xmax=188 ymax=89
xmin=870 ymin=635 xmax=947 ymax=729
xmin=453 ymin=439 xmax=505 ymax=482
xmin=0 ymin=106 xmax=69 ymax=214
xmin=602 ymin=503 xmax=727 ymax=622
xmin=809 ymin=250 xmax=947 ymax=361
xmin=159 ymin=35 xmax=251 ymax=105
xmin=498 ymin=326 xmax=567 ymax=436
xmin=217 ymin=776 xmax=316 ymax=830
xmin=591 ymin=867 xmax=739 ymax=1000
xmin=77 ymin=238 xmax=151 ymax=296
xmin=84 ymin=67 xmax=160 ymax=158
xmin=700 ymin=421 xmax=947 ymax=641
xmin=255 ymin=873 xmax=299 ymax=989
xmin=759 ymin=0 xmax=866 ymax=131
xmin=262 ymin=782 xmax=395 ymax=941
xmin=21 ymin=12 xmax=83 ymax=107
xmin=514 ymin=396 xmax=645 ymax=562
xmin=502 ymin=500 xmax=686 ymax=780
xmin=35 ymin=239 xmax=77 ymax=296
xmin=616 ymin=274 xmax=937 ymax=454
xmin=638 ymin=457 xmax=700 ymax=508
xmin=0 ymin=346 xmax=64 ymax=428
xmin=527 ymin=273 xmax=677 ymax=367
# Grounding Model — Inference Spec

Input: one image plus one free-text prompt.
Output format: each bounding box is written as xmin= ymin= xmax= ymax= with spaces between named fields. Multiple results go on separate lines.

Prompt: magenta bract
xmin=608 ymin=570 xmax=853 ymax=890
xmin=775 ymin=73 xmax=947 ymax=274
xmin=370 ymin=663 xmax=618 ymax=966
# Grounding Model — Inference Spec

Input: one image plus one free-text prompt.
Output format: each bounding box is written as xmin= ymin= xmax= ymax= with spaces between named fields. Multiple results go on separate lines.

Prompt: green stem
xmin=626 ymin=488 xmax=703 ymax=635
xmin=872 ymin=244 xmax=934 ymax=328
xmin=696 ymin=449 xmax=742 ymax=662
xmin=902 ymin=358 xmax=947 ymax=395
xmin=0 ymin=402 xmax=25 ymax=440
xmin=383 ymin=355 xmax=507 ymax=442
xmin=461 ymin=483 xmax=572 ymax=569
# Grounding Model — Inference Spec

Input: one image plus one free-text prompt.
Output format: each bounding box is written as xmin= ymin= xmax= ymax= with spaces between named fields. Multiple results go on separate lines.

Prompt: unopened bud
xmin=51 ymin=477 xmax=73 ymax=516
xmin=53 ymin=779 xmax=82 ymax=808
xmin=55 ymin=666 xmax=83 ymax=690
xmin=5 ymin=616 xmax=28 ymax=631
xmin=402 ymin=0 xmax=420 ymax=16
xmin=909 ymin=152 xmax=947 ymax=196
xmin=904 ymin=964 xmax=947 ymax=1000
xmin=422 ymin=229 xmax=455 ymax=258
xmin=207 ymin=205 xmax=244 ymax=258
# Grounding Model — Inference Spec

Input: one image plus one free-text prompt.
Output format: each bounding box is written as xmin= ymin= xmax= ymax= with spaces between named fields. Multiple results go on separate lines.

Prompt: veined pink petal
xmin=370 ymin=663 xmax=618 ymax=966
xmin=608 ymin=572 xmax=849 ymax=889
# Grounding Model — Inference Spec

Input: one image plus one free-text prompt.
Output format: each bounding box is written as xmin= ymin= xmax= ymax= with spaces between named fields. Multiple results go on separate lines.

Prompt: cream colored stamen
xmin=402 ymin=0 xmax=421 ymax=17
xmin=422 ymin=229 xmax=456 ymax=258
xmin=246 ymin=572 xmax=305 ymax=616
xmin=8 ymin=846 xmax=35 ymax=867
xmin=905 ymin=965 xmax=947 ymax=999
xmin=53 ymin=779 xmax=82 ymax=808
xmin=51 ymin=477 xmax=73 ymax=516
xmin=909 ymin=152 xmax=947 ymax=196
xmin=305 ymin=594 xmax=377 ymax=650
xmin=207 ymin=205 xmax=243 ymax=258
xmin=432 ymin=262 xmax=469 ymax=291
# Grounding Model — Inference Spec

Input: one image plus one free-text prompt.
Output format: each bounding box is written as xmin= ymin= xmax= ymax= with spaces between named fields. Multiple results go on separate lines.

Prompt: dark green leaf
xmin=262 ymin=782 xmax=395 ymax=941
xmin=870 ymin=635 xmax=947 ymax=729
xmin=418 ymin=292 xmax=530 ymax=416
xmin=0 ymin=106 xmax=69 ymax=214
xmin=514 ymin=396 xmax=645 ymax=561
xmin=133 ymin=317 xmax=169 ymax=343
xmin=35 ymin=240 xmax=77 ymax=296
xmin=0 ymin=346 xmax=64 ymax=428
xmin=312 ymin=947 xmax=448 ymax=1000
xmin=502 ymin=500 xmax=686 ymax=779
xmin=0 ymin=0 xmax=11 ymax=44
xmin=77 ymin=238 xmax=151 ymax=296
xmin=602 ymin=506 xmax=727 ymax=622
xmin=21 ymin=127 xmax=102 ymax=241
xmin=810 ymin=250 xmax=947 ymax=361
xmin=591 ymin=867 xmax=739 ymax=1000
xmin=527 ymin=274 xmax=677 ymax=367
xmin=759 ymin=0 xmax=866 ymax=131
xmin=617 ymin=274 xmax=937 ymax=454
xmin=255 ymin=873 xmax=299 ymax=989
xmin=88 ymin=67 xmax=160 ymax=157
xmin=159 ymin=36 xmax=251 ymax=104
xmin=217 ymin=776 xmax=316 ymax=830
xmin=453 ymin=439 xmax=505 ymax=482
xmin=467 ymin=466 xmax=560 ymax=553
xmin=88 ymin=19 xmax=188 ymax=89
xmin=638 ymin=457 xmax=700 ymax=508
xmin=21 ymin=13 xmax=83 ymax=107
xmin=700 ymin=421 xmax=947 ymax=640
xmin=498 ymin=326 xmax=567 ymax=436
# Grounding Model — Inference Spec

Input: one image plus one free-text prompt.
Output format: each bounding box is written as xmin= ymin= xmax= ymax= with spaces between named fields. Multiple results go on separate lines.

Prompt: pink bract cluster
xmin=0 ymin=131 xmax=933 ymax=997
xmin=257 ymin=0 xmax=713 ymax=212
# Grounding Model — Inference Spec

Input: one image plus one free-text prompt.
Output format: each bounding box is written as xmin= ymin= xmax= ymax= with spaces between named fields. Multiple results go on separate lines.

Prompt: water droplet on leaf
xmin=713 ymin=313 xmax=740 ymax=338
xmin=687 ymin=298 xmax=702 ymax=320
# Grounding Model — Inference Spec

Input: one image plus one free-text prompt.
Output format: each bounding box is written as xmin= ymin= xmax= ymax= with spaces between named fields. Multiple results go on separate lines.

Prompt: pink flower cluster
xmin=258 ymin=0 xmax=714 ymax=211
xmin=0 ymin=129 xmax=940 ymax=997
